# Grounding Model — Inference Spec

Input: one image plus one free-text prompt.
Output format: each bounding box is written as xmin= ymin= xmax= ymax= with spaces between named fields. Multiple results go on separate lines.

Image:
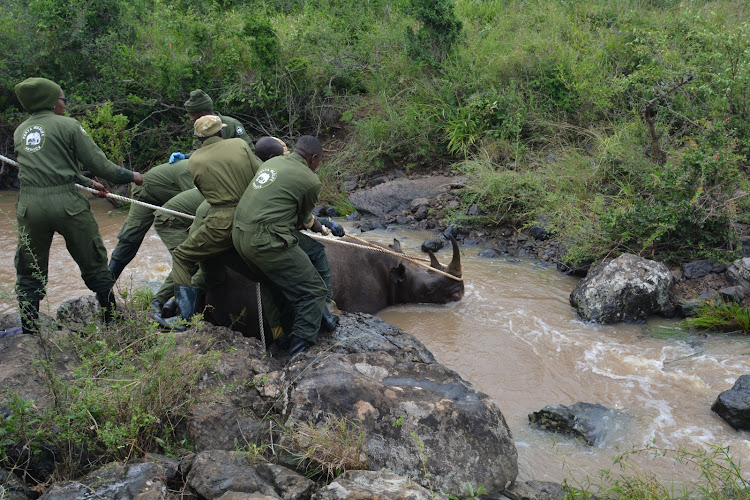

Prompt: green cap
xmin=184 ymin=89 xmax=213 ymax=112
xmin=15 ymin=77 xmax=62 ymax=112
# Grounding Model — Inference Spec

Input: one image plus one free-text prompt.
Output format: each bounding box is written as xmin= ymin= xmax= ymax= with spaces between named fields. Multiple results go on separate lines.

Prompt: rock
xmin=719 ymin=286 xmax=745 ymax=303
xmin=186 ymin=450 xmax=314 ymax=500
xmin=344 ymin=212 xmax=361 ymax=221
xmin=40 ymin=460 xmax=170 ymax=499
xmin=529 ymin=214 xmax=554 ymax=241
xmin=479 ymin=248 xmax=504 ymax=258
xmin=528 ymin=402 xmax=629 ymax=447
xmin=421 ymin=237 xmax=446 ymax=253
xmin=726 ymin=257 xmax=750 ymax=296
xmin=413 ymin=205 xmax=429 ymax=221
xmin=569 ymin=253 xmax=675 ymax=323
xmin=409 ymin=198 xmax=430 ymax=211
xmin=683 ymin=259 xmax=716 ymax=279
xmin=505 ymin=480 xmax=568 ymax=500
xmin=188 ymin=401 xmax=266 ymax=452
xmin=711 ymin=375 xmax=750 ymax=431
xmin=467 ymin=204 xmax=483 ymax=216
xmin=311 ymin=470 xmax=437 ymax=499
xmin=284 ymin=314 xmax=518 ymax=496
xmin=348 ymin=177 xmax=465 ymax=219
xmin=395 ymin=215 xmax=410 ymax=225
xmin=56 ymin=295 xmax=101 ymax=330
xmin=0 ymin=468 xmax=31 ymax=500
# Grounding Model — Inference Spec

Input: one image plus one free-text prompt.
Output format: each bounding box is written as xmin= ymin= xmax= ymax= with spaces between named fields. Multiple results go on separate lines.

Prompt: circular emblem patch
xmin=252 ymin=168 xmax=277 ymax=189
xmin=236 ymin=126 xmax=244 ymax=136
xmin=22 ymin=125 xmax=45 ymax=153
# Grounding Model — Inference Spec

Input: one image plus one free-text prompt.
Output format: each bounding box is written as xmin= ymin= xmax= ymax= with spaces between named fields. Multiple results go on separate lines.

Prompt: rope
xmin=74 ymin=184 xmax=196 ymax=220
xmin=305 ymin=231 xmax=463 ymax=282
xmin=255 ymin=283 xmax=266 ymax=352
xmin=1 ymin=153 xmax=195 ymax=220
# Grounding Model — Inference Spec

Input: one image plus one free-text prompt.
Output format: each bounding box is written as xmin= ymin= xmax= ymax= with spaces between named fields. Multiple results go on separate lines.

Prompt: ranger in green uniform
xmin=150 ymin=187 xmax=206 ymax=315
xmin=167 ymin=89 xmax=254 ymax=164
xmin=10 ymin=77 xmax=142 ymax=336
xmin=167 ymin=115 xmax=261 ymax=329
xmin=232 ymin=135 xmax=329 ymax=360
xmin=108 ymin=159 xmax=194 ymax=283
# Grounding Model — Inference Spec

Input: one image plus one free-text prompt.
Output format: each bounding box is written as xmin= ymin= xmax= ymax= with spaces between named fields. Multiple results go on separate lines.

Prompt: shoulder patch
xmin=21 ymin=125 xmax=45 ymax=153
xmin=236 ymin=126 xmax=244 ymax=136
xmin=252 ymin=168 xmax=277 ymax=189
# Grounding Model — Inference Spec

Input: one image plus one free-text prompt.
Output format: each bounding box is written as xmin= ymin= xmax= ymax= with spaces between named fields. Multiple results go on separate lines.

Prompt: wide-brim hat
xmin=194 ymin=115 xmax=226 ymax=137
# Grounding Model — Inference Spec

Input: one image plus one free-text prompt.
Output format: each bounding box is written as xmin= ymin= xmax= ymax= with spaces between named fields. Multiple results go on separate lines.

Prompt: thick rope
xmin=306 ymin=231 xmax=463 ymax=282
xmin=255 ymin=283 xmax=266 ymax=352
xmin=0 ymin=153 xmax=196 ymax=221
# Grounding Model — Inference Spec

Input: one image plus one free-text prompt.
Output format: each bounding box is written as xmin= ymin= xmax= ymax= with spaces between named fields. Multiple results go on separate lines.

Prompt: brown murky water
xmin=1 ymin=190 xmax=749 ymax=490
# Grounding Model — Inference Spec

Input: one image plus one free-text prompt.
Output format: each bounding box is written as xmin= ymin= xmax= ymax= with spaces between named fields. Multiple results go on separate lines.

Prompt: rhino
xmin=199 ymin=235 xmax=464 ymax=336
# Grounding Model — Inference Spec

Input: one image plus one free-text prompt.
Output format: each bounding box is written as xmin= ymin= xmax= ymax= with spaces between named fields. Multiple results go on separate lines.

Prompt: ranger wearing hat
xmin=8 ymin=77 xmax=143 ymax=336
xmin=164 ymin=115 xmax=261 ymax=329
xmin=168 ymin=89 xmax=254 ymax=164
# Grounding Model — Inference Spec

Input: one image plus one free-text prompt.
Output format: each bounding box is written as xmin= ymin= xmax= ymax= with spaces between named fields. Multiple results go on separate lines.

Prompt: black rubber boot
xmin=162 ymin=297 xmax=179 ymax=318
xmin=19 ymin=299 xmax=40 ymax=335
xmin=0 ymin=326 xmax=22 ymax=338
xmin=163 ymin=285 xmax=199 ymax=331
xmin=148 ymin=298 xmax=163 ymax=316
xmin=96 ymin=290 xmax=118 ymax=324
xmin=108 ymin=259 xmax=127 ymax=281
xmin=287 ymin=335 xmax=310 ymax=363
xmin=320 ymin=305 xmax=339 ymax=332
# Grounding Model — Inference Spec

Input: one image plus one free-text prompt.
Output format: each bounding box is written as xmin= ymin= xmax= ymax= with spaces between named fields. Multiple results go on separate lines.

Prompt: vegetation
xmin=2 ymin=0 xmax=749 ymax=266
xmin=563 ymin=443 xmax=749 ymax=500
xmin=683 ymin=300 xmax=750 ymax=334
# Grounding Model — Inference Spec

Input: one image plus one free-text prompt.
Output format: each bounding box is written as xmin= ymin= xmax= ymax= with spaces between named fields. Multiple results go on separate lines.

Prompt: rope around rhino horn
xmin=305 ymin=231 xmax=464 ymax=282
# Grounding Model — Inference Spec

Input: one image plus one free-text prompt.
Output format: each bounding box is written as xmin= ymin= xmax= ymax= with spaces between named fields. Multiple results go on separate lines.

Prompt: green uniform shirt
xmin=188 ymin=137 xmax=261 ymax=205
xmin=14 ymin=110 xmax=134 ymax=187
xmin=234 ymin=152 xmax=321 ymax=242
xmin=191 ymin=112 xmax=254 ymax=152
xmin=139 ymin=159 xmax=194 ymax=204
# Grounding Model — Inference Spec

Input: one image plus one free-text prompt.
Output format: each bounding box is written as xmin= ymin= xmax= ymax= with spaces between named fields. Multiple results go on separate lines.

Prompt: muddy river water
xmin=1 ymin=190 xmax=748 ymax=490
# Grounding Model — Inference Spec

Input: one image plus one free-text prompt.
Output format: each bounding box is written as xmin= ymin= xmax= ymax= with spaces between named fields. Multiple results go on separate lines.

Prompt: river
xmin=1 ymin=190 xmax=748 ymax=491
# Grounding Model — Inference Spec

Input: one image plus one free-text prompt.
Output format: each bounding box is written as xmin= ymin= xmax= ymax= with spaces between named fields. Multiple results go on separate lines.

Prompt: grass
xmin=683 ymin=301 xmax=750 ymax=334
xmin=563 ymin=443 xmax=749 ymax=500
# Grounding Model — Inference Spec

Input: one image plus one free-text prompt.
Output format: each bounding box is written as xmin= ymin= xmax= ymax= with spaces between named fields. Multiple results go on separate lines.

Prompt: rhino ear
xmin=389 ymin=239 xmax=403 ymax=253
xmin=427 ymin=250 xmax=445 ymax=271
xmin=389 ymin=263 xmax=406 ymax=284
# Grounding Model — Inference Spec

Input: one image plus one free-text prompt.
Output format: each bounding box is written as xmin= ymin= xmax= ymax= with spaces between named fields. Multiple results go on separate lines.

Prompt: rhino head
xmin=389 ymin=235 xmax=464 ymax=305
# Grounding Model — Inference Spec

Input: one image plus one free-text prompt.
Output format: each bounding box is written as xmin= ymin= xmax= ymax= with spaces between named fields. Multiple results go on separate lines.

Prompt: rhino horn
xmin=427 ymin=250 xmax=445 ymax=271
xmin=447 ymin=235 xmax=462 ymax=277
xmin=389 ymin=239 xmax=403 ymax=253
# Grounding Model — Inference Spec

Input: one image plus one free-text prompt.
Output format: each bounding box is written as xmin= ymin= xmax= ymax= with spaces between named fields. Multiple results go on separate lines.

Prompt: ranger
xmin=232 ymin=135 xmax=330 ymax=360
xmin=10 ymin=77 xmax=142 ymax=335
xmin=167 ymin=115 xmax=261 ymax=329
xmin=108 ymin=160 xmax=194 ymax=283
xmin=168 ymin=89 xmax=254 ymax=164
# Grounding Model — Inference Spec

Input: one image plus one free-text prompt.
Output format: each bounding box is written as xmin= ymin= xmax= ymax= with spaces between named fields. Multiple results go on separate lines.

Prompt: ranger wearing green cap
xmin=167 ymin=89 xmax=254 ymax=164
xmin=9 ymin=77 xmax=143 ymax=336
xmin=164 ymin=115 xmax=261 ymax=329
xmin=108 ymin=159 xmax=194 ymax=290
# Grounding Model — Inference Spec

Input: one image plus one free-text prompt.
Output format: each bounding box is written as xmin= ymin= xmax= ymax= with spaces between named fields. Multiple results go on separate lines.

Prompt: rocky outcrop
xmin=311 ymin=470 xmax=437 ymax=499
xmin=347 ymin=176 xmax=464 ymax=220
xmin=569 ymin=253 xmax=676 ymax=323
xmin=711 ymin=375 xmax=750 ymax=431
xmin=0 ymin=309 xmax=518 ymax=498
xmin=528 ymin=402 xmax=629 ymax=447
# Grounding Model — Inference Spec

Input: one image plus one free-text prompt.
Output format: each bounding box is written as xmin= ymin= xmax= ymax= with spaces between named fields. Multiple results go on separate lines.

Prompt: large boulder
xmin=528 ymin=402 xmax=629 ymax=447
xmin=711 ymin=375 xmax=750 ymax=431
xmin=726 ymin=257 xmax=750 ymax=296
xmin=347 ymin=176 xmax=464 ymax=219
xmin=569 ymin=253 xmax=675 ymax=323
xmin=279 ymin=313 xmax=518 ymax=497
xmin=311 ymin=470 xmax=437 ymax=499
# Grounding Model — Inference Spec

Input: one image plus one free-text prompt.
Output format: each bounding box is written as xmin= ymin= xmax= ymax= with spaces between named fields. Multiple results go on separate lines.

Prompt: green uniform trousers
xmin=171 ymin=206 xmax=236 ymax=287
xmin=152 ymin=189 xmax=205 ymax=304
xmin=296 ymin=231 xmax=333 ymax=302
xmin=232 ymin=226 xmax=327 ymax=344
xmin=110 ymin=184 xmax=161 ymax=265
xmin=15 ymin=184 xmax=113 ymax=303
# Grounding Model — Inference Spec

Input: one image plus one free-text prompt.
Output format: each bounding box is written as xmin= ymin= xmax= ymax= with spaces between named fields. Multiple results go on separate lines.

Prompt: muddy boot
xmin=287 ymin=335 xmax=310 ymax=363
xmin=108 ymin=259 xmax=127 ymax=281
xmin=320 ymin=303 xmax=339 ymax=332
xmin=96 ymin=290 xmax=118 ymax=324
xmin=19 ymin=299 xmax=40 ymax=335
xmin=162 ymin=285 xmax=199 ymax=331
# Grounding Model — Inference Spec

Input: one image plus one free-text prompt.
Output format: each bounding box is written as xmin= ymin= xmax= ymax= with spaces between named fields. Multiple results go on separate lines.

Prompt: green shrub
xmin=683 ymin=301 xmax=750 ymax=334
